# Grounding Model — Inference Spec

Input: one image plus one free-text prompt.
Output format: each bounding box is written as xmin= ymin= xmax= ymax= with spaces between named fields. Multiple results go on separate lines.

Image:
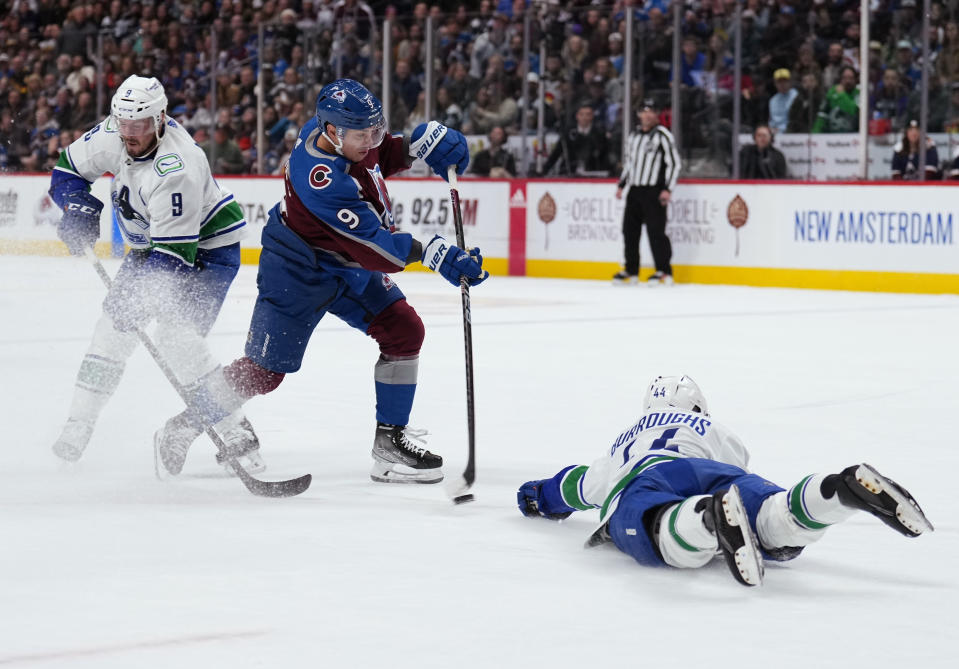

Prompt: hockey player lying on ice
xmin=517 ymin=375 xmax=933 ymax=586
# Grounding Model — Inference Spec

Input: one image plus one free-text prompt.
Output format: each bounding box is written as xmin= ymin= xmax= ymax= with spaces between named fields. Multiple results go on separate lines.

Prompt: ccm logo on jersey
xmin=309 ymin=164 xmax=333 ymax=189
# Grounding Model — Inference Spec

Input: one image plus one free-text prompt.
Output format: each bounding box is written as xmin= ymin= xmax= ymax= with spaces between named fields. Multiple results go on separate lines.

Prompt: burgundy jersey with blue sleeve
xmin=280 ymin=117 xmax=415 ymax=291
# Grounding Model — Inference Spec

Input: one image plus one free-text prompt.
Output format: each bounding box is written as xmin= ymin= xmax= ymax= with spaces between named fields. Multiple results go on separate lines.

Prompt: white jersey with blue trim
xmin=561 ymin=409 xmax=751 ymax=523
xmin=55 ymin=116 xmax=245 ymax=252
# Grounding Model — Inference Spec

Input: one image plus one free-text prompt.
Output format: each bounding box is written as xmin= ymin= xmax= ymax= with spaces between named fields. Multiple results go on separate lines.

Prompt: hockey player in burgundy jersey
xmin=518 ymin=375 xmax=933 ymax=586
xmin=154 ymin=79 xmax=487 ymax=483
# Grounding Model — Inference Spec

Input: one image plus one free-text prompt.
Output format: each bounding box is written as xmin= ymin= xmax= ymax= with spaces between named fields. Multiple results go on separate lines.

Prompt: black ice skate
xmin=646 ymin=271 xmax=675 ymax=286
xmin=215 ymin=417 xmax=266 ymax=475
xmin=821 ymin=463 xmax=934 ymax=537
xmin=370 ymin=422 xmax=443 ymax=484
xmin=153 ymin=412 xmax=202 ymax=479
xmin=612 ymin=270 xmax=638 ymax=285
xmin=701 ymin=484 xmax=765 ymax=587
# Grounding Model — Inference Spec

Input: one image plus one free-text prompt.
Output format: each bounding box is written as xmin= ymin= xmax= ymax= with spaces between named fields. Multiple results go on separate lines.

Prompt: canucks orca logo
xmin=112 ymin=185 xmax=150 ymax=243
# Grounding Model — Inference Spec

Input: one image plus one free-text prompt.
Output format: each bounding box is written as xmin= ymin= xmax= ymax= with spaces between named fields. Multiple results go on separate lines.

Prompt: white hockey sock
xmin=788 ymin=473 xmax=856 ymax=529
xmin=67 ymin=315 xmax=138 ymax=424
xmin=656 ymin=495 xmax=718 ymax=569
xmin=756 ymin=476 xmax=857 ymax=551
xmin=756 ymin=491 xmax=827 ymax=550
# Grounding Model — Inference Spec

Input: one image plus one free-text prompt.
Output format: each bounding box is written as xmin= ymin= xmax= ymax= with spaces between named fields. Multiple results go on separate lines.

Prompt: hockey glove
xmin=57 ymin=191 xmax=103 ymax=256
xmin=409 ymin=121 xmax=470 ymax=181
xmin=517 ymin=480 xmax=573 ymax=520
xmin=422 ymin=235 xmax=488 ymax=287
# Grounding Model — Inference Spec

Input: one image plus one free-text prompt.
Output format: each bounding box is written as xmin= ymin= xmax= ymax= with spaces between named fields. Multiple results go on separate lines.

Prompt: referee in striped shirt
xmin=613 ymin=98 xmax=681 ymax=285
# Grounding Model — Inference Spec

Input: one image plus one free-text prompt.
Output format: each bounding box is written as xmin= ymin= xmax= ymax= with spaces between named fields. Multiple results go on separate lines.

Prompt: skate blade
xmin=370 ymin=461 xmax=443 ymax=484
xmin=153 ymin=442 xmax=170 ymax=481
xmin=722 ymin=485 xmax=765 ymax=587
xmin=152 ymin=434 xmax=179 ymax=481
xmin=857 ymin=464 xmax=934 ymax=535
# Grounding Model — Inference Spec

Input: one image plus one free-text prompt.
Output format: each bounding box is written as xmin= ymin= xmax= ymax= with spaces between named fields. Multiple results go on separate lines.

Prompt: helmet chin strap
xmin=325 ymin=125 xmax=345 ymax=156
xmin=154 ymin=116 xmax=164 ymax=146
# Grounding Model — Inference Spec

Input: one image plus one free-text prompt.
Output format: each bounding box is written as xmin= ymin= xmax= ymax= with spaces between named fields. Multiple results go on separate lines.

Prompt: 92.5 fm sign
xmin=386 ymin=179 xmax=510 ymax=258
xmin=392 ymin=194 xmax=478 ymax=230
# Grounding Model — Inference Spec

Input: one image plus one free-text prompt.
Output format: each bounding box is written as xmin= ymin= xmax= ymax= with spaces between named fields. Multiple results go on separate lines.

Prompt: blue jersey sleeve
xmin=536 ymin=465 xmax=583 ymax=517
xmin=49 ymin=150 xmax=94 ymax=208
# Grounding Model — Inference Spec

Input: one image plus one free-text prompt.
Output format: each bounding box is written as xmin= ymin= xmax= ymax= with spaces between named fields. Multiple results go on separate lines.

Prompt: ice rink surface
xmin=2 ymin=255 xmax=957 ymax=668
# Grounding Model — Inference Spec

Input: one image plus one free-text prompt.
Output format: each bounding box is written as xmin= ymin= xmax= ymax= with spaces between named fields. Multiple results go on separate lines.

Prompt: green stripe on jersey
xmin=199 ymin=200 xmax=245 ymax=241
xmin=668 ymin=499 xmax=701 ymax=552
xmin=789 ymin=475 xmax=830 ymax=530
xmin=55 ymin=151 xmax=80 ymax=175
xmin=153 ymin=242 xmax=198 ymax=265
xmin=560 ymin=466 xmax=593 ymax=511
xmin=599 ymin=456 xmax=679 ymax=521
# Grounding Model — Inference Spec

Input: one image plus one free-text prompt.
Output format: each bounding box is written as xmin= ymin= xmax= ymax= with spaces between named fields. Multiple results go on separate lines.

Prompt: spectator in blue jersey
xmin=517 ymin=375 xmax=933 ymax=587
xmin=891 ymin=120 xmax=940 ymax=180
xmin=768 ymin=69 xmax=797 ymax=134
xmin=871 ymin=69 xmax=910 ymax=133
xmin=894 ymin=40 xmax=923 ymax=91
xmin=673 ymin=35 xmax=706 ymax=88
xmin=154 ymin=79 xmax=487 ymax=486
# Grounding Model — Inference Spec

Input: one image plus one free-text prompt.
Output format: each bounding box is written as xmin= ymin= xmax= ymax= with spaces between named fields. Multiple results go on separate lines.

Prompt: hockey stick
xmin=83 ymin=248 xmax=312 ymax=498
xmin=446 ymin=166 xmax=476 ymax=504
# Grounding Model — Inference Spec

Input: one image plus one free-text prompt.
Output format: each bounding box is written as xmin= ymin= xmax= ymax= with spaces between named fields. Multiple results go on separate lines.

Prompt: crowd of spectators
xmin=3 ymin=0 xmax=959 ymax=179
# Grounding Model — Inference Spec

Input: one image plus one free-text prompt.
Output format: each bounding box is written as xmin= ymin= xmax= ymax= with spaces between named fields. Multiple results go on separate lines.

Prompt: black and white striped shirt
xmin=618 ymin=124 xmax=681 ymax=191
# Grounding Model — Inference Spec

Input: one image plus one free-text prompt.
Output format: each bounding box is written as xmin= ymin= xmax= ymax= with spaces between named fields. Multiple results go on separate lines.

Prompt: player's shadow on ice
xmin=581 ymin=543 xmax=942 ymax=597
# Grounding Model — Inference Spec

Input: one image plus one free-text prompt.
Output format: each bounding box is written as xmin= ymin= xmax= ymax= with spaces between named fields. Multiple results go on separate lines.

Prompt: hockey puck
xmin=452 ymin=493 xmax=475 ymax=505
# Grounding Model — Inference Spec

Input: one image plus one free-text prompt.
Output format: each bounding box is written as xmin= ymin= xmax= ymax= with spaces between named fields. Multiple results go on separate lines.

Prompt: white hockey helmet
xmin=111 ymin=75 xmax=168 ymax=135
xmin=643 ymin=375 xmax=709 ymax=416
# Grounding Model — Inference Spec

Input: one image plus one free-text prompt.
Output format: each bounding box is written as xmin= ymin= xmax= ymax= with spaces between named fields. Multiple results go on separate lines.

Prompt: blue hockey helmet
xmin=315 ymin=79 xmax=387 ymax=153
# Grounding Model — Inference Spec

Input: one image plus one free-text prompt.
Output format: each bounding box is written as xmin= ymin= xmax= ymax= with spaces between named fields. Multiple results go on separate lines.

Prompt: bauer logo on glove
xmin=411 ymin=122 xmax=449 ymax=159
xmin=422 ymin=235 xmax=488 ymax=287
xmin=410 ymin=121 xmax=470 ymax=181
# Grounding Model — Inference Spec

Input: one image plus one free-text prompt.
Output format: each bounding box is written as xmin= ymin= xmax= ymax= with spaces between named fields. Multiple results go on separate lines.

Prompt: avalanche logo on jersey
xmin=309 ymin=163 xmax=333 ymax=189
xmin=112 ymin=184 xmax=150 ymax=245
xmin=367 ymin=164 xmax=395 ymax=231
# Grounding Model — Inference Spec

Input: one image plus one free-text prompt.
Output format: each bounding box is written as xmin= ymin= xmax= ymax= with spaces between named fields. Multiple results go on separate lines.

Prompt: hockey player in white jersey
xmin=517 ymin=375 xmax=933 ymax=587
xmin=49 ymin=75 xmax=264 ymax=475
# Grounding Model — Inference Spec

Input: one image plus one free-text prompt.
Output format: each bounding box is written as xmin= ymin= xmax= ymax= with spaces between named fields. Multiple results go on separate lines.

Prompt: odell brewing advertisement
xmin=526 ymin=180 xmax=640 ymax=263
